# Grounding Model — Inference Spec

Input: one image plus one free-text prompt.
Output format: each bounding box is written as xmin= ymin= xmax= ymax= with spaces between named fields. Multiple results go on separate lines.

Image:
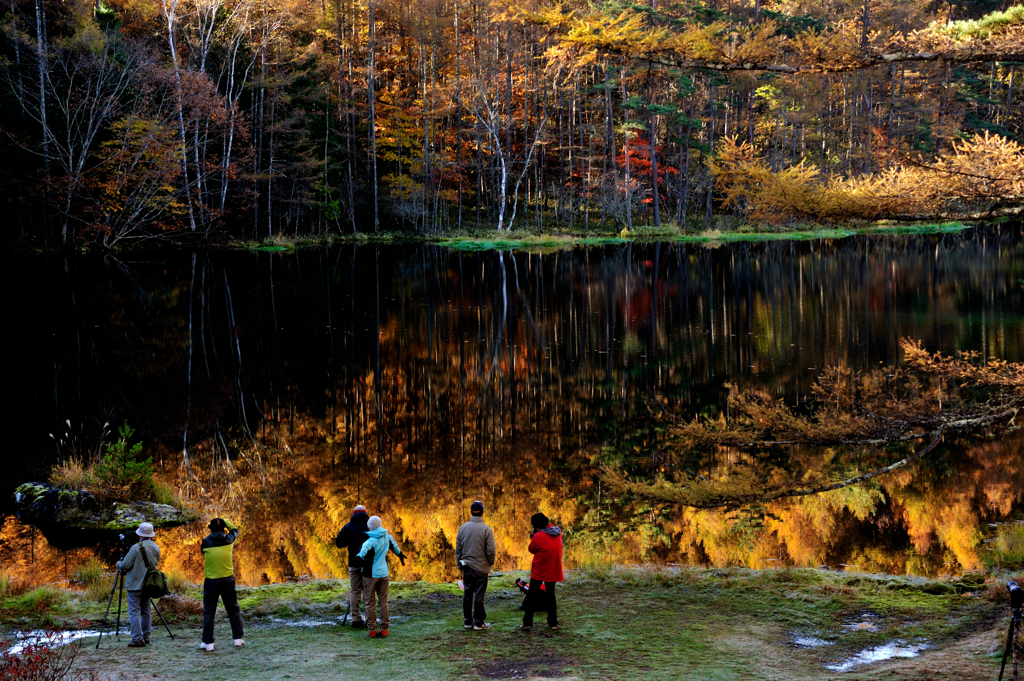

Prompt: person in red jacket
xmin=520 ymin=512 xmax=563 ymax=631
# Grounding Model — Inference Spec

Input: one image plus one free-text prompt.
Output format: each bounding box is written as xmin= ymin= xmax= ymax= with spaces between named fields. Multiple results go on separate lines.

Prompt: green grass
xmin=0 ymin=567 xmax=1011 ymax=680
xmin=984 ymin=524 xmax=1024 ymax=570
xmin=432 ymin=222 xmax=972 ymax=251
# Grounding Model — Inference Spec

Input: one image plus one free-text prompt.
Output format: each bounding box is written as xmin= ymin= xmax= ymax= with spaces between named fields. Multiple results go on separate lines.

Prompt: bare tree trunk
xmin=368 ymin=0 xmax=379 ymax=231
xmin=162 ymin=0 xmax=198 ymax=232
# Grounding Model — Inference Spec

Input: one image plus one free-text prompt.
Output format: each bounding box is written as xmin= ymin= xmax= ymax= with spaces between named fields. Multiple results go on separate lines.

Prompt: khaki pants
xmin=363 ymin=576 xmax=390 ymax=631
xmin=348 ymin=567 xmax=364 ymax=623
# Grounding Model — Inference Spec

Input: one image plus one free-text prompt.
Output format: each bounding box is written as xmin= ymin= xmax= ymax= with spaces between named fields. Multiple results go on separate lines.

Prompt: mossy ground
xmin=0 ymin=567 xmax=1014 ymax=680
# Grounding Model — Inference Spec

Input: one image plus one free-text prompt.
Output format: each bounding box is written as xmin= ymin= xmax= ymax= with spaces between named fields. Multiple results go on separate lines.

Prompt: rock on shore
xmin=13 ymin=482 xmax=199 ymax=549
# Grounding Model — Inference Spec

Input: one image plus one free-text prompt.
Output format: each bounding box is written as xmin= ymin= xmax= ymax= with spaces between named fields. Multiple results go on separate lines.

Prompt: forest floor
xmin=241 ymin=221 xmax=975 ymax=253
xmin=0 ymin=566 xmax=1014 ymax=680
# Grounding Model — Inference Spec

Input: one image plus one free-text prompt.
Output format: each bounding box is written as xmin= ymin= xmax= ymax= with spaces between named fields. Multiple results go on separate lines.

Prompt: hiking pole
xmin=341 ymin=602 xmax=351 ymax=627
xmin=150 ymin=599 xmax=175 ymax=640
xmin=95 ymin=570 xmax=124 ymax=649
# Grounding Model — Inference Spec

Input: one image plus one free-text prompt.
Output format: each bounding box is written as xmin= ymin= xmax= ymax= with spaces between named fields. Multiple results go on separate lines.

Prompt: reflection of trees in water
xmin=4 ymin=227 xmax=1023 ymax=583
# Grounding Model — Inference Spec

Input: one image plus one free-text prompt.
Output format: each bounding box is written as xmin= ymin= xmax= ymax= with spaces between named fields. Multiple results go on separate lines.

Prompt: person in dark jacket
xmin=199 ymin=518 xmax=244 ymax=651
xmin=334 ymin=504 xmax=370 ymax=628
xmin=520 ymin=513 xmax=564 ymax=631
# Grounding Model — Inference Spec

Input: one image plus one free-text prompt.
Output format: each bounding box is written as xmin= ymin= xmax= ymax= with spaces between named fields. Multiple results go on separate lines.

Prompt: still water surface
xmin=3 ymin=225 xmax=1023 ymax=584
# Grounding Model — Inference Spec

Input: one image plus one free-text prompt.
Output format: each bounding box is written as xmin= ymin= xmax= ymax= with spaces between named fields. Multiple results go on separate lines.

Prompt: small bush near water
xmin=0 ymin=631 xmax=97 ymax=681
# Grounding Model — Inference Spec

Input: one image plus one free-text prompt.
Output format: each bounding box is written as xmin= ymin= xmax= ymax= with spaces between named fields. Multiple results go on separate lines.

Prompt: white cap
xmin=136 ymin=522 xmax=155 ymax=538
xmin=367 ymin=515 xmax=382 ymax=530
xmin=353 ymin=504 xmax=366 ymax=512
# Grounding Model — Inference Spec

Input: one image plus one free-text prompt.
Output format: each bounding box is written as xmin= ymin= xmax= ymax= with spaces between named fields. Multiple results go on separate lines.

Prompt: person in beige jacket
xmin=116 ymin=522 xmax=161 ymax=647
xmin=455 ymin=500 xmax=496 ymax=630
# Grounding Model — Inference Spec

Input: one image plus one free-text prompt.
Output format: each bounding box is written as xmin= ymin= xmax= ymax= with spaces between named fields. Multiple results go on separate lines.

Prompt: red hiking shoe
xmin=368 ymin=630 xmax=377 ymax=638
xmin=380 ymin=629 xmax=389 ymax=637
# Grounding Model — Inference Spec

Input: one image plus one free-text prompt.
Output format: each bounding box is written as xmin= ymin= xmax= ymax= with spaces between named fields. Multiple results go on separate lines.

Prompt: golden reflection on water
xmin=5 ymin=431 xmax=1021 ymax=586
xmin=4 ymin=236 xmax=1023 ymax=586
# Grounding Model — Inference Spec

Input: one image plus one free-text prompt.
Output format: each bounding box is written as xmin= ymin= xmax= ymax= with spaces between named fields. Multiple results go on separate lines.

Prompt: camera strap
xmin=139 ymin=540 xmax=155 ymax=570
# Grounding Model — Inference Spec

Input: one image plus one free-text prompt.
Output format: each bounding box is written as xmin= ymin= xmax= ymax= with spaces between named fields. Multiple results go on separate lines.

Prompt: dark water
xmin=3 ymin=225 xmax=1023 ymax=584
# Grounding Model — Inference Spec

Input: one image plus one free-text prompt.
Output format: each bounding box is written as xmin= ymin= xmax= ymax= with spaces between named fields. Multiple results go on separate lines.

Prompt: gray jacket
xmin=455 ymin=516 xmax=496 ymax=574
xmin=117 ymin=540 xmax=161 ymax=592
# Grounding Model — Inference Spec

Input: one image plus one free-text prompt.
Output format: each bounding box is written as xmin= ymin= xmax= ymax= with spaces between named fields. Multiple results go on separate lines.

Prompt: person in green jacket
xmin=116 ymin=522 xmax=161 ymax=647
xmin=199 ymin=518 xmax=244 ymax=651
xmin=356 ymin=515 xmax=406 ymax=638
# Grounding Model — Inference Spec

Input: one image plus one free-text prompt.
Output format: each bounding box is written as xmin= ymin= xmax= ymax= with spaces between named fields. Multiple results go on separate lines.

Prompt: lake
xmin=3 ymin=225 xmax=1023 ymax=584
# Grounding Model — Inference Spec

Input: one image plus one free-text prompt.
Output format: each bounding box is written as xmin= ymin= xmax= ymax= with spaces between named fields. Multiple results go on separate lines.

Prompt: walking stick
xmin=150 ymin=599 xmax=176 ymax=640
xmin=95 ymin=571 xmax=124 ymax=649
xmin=341 ymin=602 xmax=351 ymax=626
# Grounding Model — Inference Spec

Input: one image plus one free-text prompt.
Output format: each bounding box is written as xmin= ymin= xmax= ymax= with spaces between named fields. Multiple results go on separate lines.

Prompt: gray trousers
xmin=127 ymin=590 xmax=152 ymax=644
xmin=348 ymin=567 xmax=364 ymax=622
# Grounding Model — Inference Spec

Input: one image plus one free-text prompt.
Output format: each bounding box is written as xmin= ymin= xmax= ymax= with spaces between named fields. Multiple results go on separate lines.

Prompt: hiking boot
xmin=380 ymin=629 xmax=389 ymax=637
xmin=199 ymin=642 xmax=215 ymax=652
xmin=463 ymin=624 xmax=473 ymax=630
xmin=548 ymin=625 xmax=559 ymax=631
xmin=128 ymin=641 xmax=146 ymax=648
xmin=234 ymin=639 xmax=245 ymax=647
xmin=352 ymin=620 xmax=367 ymax=630
xmin=473 ymin=623 xmax=491 ymax=631
xmin=519 ymin=625 xmax=532 ymax=631
xmin=368 ymin=630 xmax=377 ymax=638
xmin=143 ymin=637 xmax=150 ymax=645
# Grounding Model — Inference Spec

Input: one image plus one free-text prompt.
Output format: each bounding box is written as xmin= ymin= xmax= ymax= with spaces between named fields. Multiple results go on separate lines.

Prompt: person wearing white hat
xmin=116 ymin=522 xmax=161 ymax=647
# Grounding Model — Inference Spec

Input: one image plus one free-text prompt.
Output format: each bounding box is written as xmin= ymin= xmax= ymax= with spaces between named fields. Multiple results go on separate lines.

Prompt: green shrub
xmin=93 ymin=422 xmax=154 ymax=501
xmin=152 ymin=478 xmax=183 ymax=508
xmin=984 ymin=524 xmax=1024 ymax=569
xmin=72 ymin=558 xmax=111 ymax=602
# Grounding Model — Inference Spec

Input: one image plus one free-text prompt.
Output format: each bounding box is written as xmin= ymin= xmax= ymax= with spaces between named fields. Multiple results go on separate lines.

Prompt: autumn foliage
xmin=711 ymin=132 xmax=1024 ymax=223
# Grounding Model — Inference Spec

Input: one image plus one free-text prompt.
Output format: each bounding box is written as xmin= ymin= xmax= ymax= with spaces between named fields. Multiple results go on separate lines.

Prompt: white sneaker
xmin=199 ymin=642 xmax=214 ymax=652
xmin=234 ymin=639 xmax=245 ymax=647
xmin=473 ymin=623 xmax=491 ymax=630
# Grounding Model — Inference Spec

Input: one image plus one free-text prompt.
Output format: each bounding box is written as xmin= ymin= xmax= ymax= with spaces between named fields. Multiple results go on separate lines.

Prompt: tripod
xmin=96 ymin=569 xmax=175 ymax=649
xmin=999 ymin=605 xmax=1023 ymax=681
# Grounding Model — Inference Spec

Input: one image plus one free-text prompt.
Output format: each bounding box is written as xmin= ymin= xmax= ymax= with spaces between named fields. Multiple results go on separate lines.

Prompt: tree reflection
xmin=4 ymin=227 xmax=1023 ymax=584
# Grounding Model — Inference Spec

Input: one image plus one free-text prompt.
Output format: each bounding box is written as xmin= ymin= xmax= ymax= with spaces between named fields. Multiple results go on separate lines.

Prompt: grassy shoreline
xmin=235 ymin=221 xmax=976 ymax=253
xmin=0 ymin=566 xmax=1014 ymax=680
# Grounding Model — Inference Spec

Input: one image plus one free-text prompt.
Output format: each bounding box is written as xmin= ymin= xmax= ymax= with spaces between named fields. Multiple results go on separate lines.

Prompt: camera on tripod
xmin=1010 ymin=581 xmax=1024 ymax=611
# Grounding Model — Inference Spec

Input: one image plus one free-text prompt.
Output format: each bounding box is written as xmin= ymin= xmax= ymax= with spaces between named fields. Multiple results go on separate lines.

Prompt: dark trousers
xmin=462 ymin=567 xmax=488 ymax=626
xmin=522 ymin=579 xmax=557 ymax=627
xmin=202 ymin=576 xmax=244 ymax=644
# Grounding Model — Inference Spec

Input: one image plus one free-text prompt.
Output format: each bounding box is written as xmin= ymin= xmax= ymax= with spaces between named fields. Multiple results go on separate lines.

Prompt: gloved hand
xmin=399 ymin=554 xmax=406 ymax=566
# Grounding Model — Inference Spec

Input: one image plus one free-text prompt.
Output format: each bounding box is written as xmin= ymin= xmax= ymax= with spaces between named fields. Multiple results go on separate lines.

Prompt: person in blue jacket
xmin=356 ymin=515 xmax=406 ymax=638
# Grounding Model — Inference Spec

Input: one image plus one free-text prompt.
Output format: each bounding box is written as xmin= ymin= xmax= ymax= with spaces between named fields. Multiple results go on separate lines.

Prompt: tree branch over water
xmin=604 ymin=339 xmax=1023 ymax=509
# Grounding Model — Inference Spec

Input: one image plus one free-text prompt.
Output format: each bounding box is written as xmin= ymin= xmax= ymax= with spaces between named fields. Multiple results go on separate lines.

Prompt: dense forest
xmin=2 ymin=0 xmax=1024 ymax=245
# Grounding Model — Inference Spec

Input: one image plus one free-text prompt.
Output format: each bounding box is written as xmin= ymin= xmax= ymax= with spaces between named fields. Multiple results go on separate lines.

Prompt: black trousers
xmin=202 ymin=576 xmax=244 ymax=644
xmin=522 ymin=579 xmax=557 ymax=627
xmin=462 ymin=567 xmax=488 ymax=626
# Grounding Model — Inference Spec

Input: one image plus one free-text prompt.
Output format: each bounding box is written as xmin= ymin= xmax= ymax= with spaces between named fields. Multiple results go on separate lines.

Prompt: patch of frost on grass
xmin=792 ymin=635 xmax=833 ymax=648
xmin=4 ymin=629 xmax=101 ymax=655
xmin=825 ymin=640 xmax=929 ymax=672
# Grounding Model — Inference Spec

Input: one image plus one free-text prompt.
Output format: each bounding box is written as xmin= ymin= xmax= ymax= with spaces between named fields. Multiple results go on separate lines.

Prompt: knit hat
xmin=531 ymin=513 xmax=549 ymax=530
xmin=367 ymin=515 xmax=382 ymax=530
xmin=136 ymin=522 xmax=156 ymax=538
xmin=470 ymin=500 xmax=485 ymax=515
xmin=353 ymin=504 xmax=366 ymax=512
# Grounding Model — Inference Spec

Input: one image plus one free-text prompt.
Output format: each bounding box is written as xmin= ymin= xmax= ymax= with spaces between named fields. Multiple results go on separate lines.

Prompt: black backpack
xmin=139 ymin=541 xmax=170 ymax=599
